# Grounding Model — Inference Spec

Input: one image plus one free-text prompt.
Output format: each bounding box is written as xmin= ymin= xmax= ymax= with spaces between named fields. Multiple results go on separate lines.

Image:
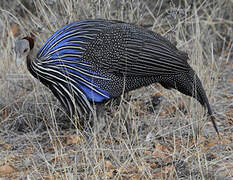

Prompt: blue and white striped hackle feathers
xmin=16 ymin=19 xmax=218 ymax=134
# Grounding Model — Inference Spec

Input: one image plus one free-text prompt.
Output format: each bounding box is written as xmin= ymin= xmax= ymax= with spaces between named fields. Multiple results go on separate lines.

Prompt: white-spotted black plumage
xmin=17 ymin=19 xmax=218 ymax=134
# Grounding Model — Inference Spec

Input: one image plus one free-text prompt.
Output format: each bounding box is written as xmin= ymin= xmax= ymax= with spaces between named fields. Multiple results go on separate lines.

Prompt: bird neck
xmin=26 ymin=55 xmax=55 ymax=90
xmin=26 ymin=56 xmax=37 ymax=79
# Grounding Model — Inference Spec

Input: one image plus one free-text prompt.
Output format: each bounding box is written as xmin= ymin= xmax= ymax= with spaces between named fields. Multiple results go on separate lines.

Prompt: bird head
xmin=15 ymin=37 xmax=34 ymax=64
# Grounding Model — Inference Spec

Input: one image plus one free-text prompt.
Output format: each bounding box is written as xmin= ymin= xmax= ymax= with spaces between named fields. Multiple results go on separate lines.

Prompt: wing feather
xmin=84 ymin=22 xmax=191 ymax=76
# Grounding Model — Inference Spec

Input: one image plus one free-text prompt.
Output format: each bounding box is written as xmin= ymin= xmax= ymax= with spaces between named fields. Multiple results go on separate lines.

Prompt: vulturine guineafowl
xmin=15 ymin=19 xmax=219 ymax=134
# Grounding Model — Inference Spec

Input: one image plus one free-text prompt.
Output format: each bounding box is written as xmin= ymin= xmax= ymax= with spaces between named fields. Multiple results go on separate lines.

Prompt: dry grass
xmin=0 ymin=0 xmax=232 ymax=179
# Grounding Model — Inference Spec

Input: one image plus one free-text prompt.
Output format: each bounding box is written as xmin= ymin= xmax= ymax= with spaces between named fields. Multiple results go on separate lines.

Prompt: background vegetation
xmin=0 ymin=0 xmax=232 ymax=179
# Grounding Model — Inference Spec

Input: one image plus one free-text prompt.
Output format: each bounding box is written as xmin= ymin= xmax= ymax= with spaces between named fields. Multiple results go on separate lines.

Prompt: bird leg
xmin=114 ymin=94 xmax=135 ymax=136
xmin=87 ymin=103 xmax=106 ymax=135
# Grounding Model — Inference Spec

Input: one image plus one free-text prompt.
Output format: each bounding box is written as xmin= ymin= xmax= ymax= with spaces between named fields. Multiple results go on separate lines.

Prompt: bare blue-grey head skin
xmin=15 ymin=39 xmax=30 ymax=64
xmin=14 ymin=19 xmax=219 ymax=135
xmin=15 ymin=36 xmax=35 ymax=65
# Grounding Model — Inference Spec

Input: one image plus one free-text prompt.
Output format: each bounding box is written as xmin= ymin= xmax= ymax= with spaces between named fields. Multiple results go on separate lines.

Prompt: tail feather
xmin=158 ymin=69 xmax=219 ymax=135
xmin=186 ymin=70 xmax=219 ymax=135
xmin=193 ymin=74 xmax=219 ymax=135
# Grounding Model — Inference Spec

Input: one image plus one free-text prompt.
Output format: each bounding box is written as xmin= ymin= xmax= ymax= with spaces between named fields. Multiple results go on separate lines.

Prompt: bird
xmin=15 ymin=19 xmax=219 ymax=135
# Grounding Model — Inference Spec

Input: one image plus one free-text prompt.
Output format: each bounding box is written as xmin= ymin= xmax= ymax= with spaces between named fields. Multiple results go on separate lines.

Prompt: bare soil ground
xmin=0 ymin=0 xmax=232 ymax=179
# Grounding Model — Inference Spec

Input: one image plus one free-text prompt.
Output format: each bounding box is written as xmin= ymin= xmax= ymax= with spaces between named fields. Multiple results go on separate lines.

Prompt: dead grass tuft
xmin=0 ymin=0 xmax=232 ymax=179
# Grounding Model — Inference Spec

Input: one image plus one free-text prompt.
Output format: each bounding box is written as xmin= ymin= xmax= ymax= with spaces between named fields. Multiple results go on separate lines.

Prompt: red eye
xmin=23 ymin=48 xmax=29 ymax=53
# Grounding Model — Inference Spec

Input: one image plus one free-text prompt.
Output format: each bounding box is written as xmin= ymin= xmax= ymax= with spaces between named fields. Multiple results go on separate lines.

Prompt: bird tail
xmin=186 ymin=69 xmax=219 ymax=135
xmin=159 ymin=69 xmax=219 ymax=135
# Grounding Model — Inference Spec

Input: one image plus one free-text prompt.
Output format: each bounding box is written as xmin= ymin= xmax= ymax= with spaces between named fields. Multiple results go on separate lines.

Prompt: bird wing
xmin=37 ymin=19 xmax=123 ymax=59
xmin=84 ymin=22 xmax=191 ymax=76
xmin=37 ymin=19 xmax=190 ymax=77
